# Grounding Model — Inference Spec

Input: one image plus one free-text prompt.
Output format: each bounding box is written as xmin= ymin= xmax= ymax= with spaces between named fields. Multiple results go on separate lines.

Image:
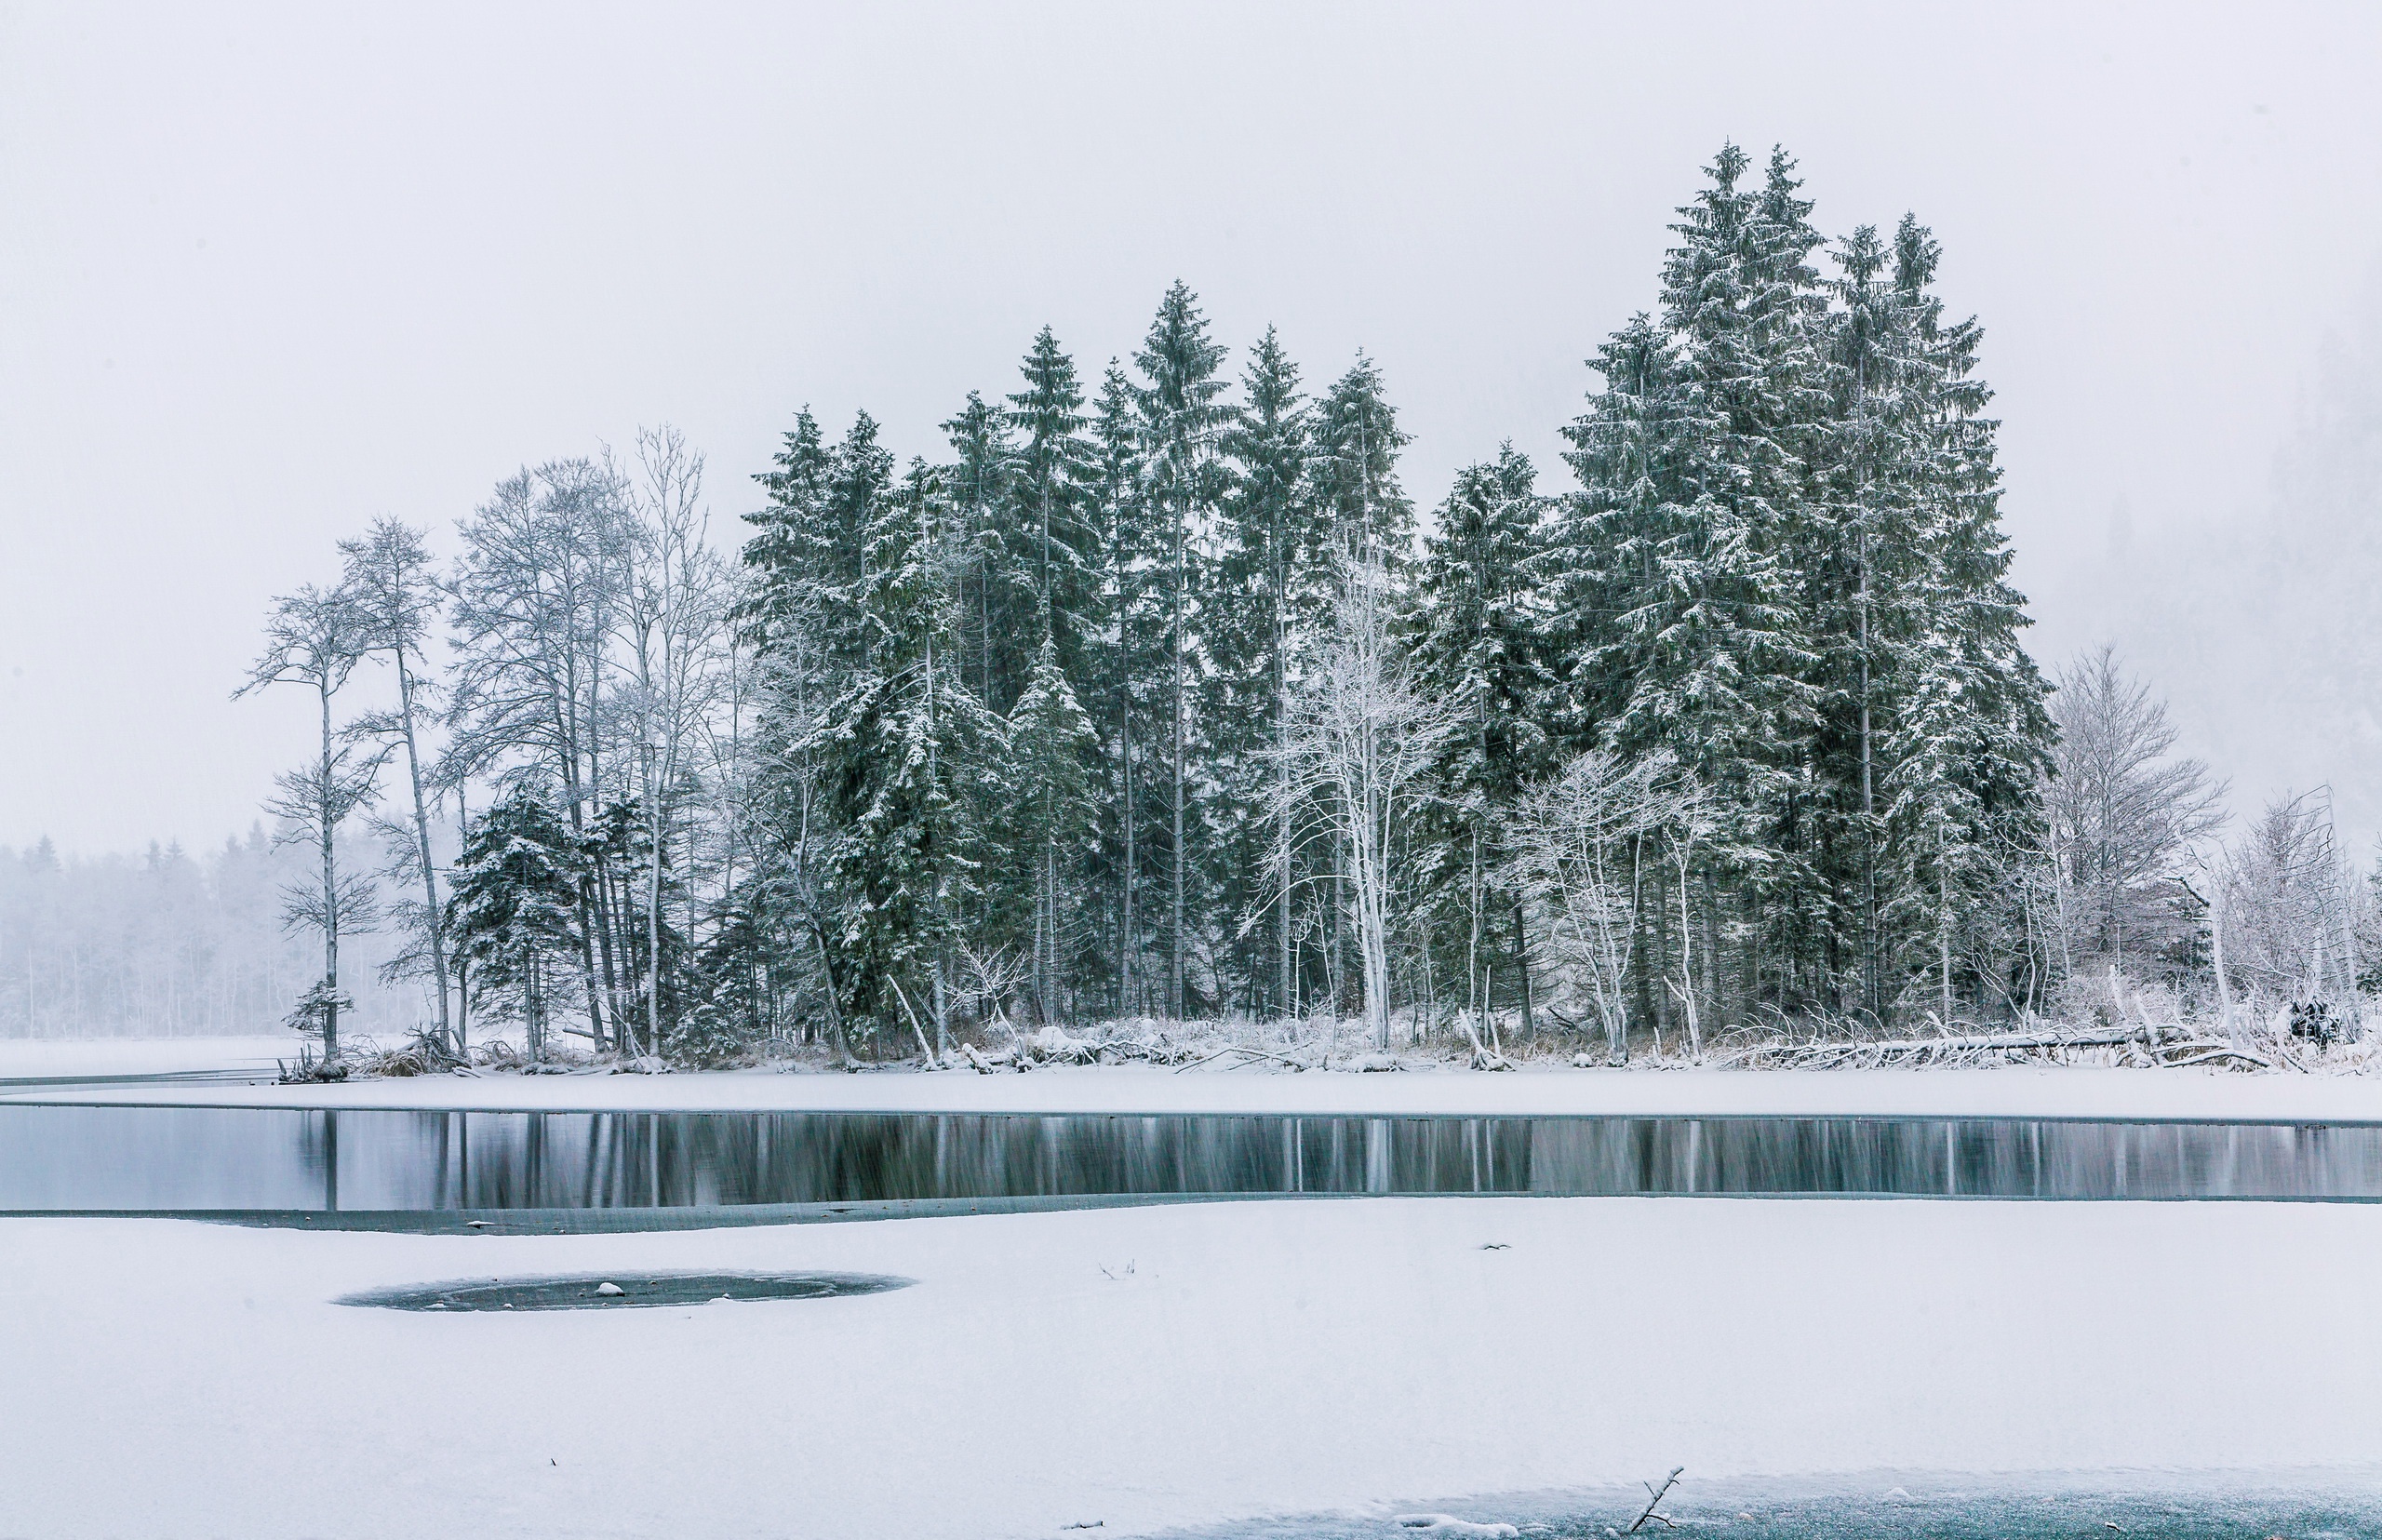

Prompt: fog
xmin=4 ymin=0 xmax=2379 ymax=855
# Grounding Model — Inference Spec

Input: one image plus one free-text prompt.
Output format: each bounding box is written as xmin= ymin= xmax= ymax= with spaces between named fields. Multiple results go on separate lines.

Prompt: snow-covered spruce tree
xmin=1212 ymin=327 xmax=1329 ymax=1017
xmin=1555 ymin=143 xmax=1827 ymax=1028
xmin=1008 ymin=618 xmax=1097 ymax=1024
xmin=1818 ymin=221 xmax=1907 ymax=1022
xmin=944 ymin=389 xmax=1027 ymax=716
xmin=1002 ymin=330 xmax=1108 ymax=1003
xmin=1132 ymin=283 xmax=1234 ymax=1020
xmin=1311 ymin=353 xmax=1417 ymax=568
xmin=739 ymin=410 xmax=891 ymax=1055
xmin=238 ymin=583 xmax=383 ymax=1063
xmin=1004 ymin=327 xmax=1102 ymax=687
xmin=447 ymin=786 xmax=586 ymax=1062
xmin=1410 ymin=445 xmax=1556 ymax=1037
xmin=810 ymin=458 xmax=1009 ymax=1053
xmin=1860 ymin=217 xmax=2055 ymax=1023
xmin=1083 ymin=362 xmax=1157 ymax=1015
xmin=1539 ymin=313 xmax=1681 ymax=755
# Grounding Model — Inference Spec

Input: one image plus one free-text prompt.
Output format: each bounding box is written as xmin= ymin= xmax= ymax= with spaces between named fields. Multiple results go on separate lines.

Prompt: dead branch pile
xmin=1741 ymin=1022 xmax=2274 ymax=1071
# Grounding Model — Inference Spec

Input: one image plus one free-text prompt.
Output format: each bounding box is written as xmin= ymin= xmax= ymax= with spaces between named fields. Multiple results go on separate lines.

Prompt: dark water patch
xmin=6 ymin=1106 xmax=2382 ymax=1212
xmin=340 ymin=1268 xmax=912 ymax=1311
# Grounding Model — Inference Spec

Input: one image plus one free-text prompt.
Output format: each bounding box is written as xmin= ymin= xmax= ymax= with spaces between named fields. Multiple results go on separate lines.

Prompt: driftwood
xmin=1755 ymin=1022 xmax=2280 ymax=1071
xmin=1172 ymin=1044 xmax=1310 ymax=1074
xmin=1626 ymin=1466 xmax=1684 ymax=1533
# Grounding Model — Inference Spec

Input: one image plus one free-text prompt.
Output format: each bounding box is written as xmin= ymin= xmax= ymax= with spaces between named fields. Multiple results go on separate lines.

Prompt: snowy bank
xmin=0 ymin=1034 xmax=298 ymax=1080
xmin=12 ymin=1046 xmax=2382 ymax=1121
xmin=7 ymin=1198 xmax=2382 ymax=1537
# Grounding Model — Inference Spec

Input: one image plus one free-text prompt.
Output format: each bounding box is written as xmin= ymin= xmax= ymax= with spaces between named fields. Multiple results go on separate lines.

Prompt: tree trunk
xmin=393 ymin=642 xmax=452 ymax=1053
xmin=317 ymin=675 xmax=341 ymax=1063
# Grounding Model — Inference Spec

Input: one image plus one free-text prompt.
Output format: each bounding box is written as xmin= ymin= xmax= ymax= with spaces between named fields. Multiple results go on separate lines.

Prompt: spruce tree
xmin=1871 ymin=215 xmax=2054 ymax=1016
xmin=743 ymin=410 xmax=896 ymax=1054
xmin=1004 ymin=328 xmax=1100 ymax=685
xmin=1132 ymin=282 xmax=1233 ymax=1018
xmin=1412 ymin=446 xmax=1556 ymax=1026
xmin=943 ymin=390 xmax=1024 ymax=714
xmin=1213 ymin=327 xmax=1324 ymax=1014
xmin=1564 ymin=142 xmax=1831 ymax=1022
xmin=1311 ymin=353 xmax=1415 ymax=568
xmin=1009 ymin=618 xmax=1097 ymax=1023
xmin=1084 ymin=362 xmax=1155 ymax=1013
xmin=447 ymin=786 xmax=585 ymax=1062
xmin=814 ymin=458 xmax=1010 ymax=1051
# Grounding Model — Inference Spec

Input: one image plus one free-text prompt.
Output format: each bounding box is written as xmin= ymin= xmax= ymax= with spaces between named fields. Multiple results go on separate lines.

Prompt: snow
xmin=8 ymin=1032 xmax=2382 ymax=1122
xmin=0 ymin=1034 xmax=299 ymax=1080
xmin=7 ymin=1197 xmax=2382 ymax=1537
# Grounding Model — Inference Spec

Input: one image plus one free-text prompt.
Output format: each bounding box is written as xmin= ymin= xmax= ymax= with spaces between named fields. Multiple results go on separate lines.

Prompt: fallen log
xmin=1760 ymin=1019 xmax=2301 ymax=1072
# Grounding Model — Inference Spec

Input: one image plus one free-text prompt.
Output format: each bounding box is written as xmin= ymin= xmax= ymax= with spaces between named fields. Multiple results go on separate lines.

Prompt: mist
xmin=4 ymin=1 xmax=2379 ymax=851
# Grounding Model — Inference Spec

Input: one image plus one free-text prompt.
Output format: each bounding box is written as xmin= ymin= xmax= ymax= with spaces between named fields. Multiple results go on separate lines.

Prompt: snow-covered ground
xmin=5 ymin=1198 xmax=2380 ymax=1538
xmin=7 ymin=1033 xmax=2382 ymax=1120
xmin=0 ymin=1034 xmax=299 ymax=1080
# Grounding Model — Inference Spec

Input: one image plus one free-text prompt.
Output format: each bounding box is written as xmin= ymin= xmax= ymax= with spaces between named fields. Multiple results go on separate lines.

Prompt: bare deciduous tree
xmin=237 ymin=584 xmax=383 ymax=1061
xmin=1266 ymin=557 xmax=1455 ymax=1050
xmin=2044 ymin=646 xmax=2228 ymax=980
xmin=612 ymin=425 xmax=733 ymax=1058
xmin=1508 ymin=750 xmax=1708 ymax=1061
xmin=339 ymin=517 xmax=454 ymax=1052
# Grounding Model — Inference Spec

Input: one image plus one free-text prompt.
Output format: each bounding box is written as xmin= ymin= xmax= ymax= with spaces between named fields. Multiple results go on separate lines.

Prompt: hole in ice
xmin=338 ymin=1270 xmax=914 ymax=1312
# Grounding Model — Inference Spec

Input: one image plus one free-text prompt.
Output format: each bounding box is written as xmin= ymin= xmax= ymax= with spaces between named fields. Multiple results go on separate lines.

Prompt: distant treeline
xmin=0 ymin=832 xmax=414 ymax=1039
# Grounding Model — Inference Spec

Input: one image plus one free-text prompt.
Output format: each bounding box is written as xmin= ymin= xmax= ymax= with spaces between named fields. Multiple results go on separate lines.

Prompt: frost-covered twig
xmin=1626 ymin=1466 xmax=1683 ymax=1532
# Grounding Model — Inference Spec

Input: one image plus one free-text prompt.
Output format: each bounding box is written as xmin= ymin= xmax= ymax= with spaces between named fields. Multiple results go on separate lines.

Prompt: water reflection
xmin=2 ymin=1107 xmax=2378 ymax=1211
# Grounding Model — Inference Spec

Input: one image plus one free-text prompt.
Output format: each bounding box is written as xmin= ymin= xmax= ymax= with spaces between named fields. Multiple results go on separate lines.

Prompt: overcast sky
xmin=4 ymin=1 xmax=2380 ymax=856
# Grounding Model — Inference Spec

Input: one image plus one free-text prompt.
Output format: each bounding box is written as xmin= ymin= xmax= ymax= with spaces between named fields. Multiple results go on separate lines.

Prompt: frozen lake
xmin=7 ymin=1104 xmax=2382 ymax=1211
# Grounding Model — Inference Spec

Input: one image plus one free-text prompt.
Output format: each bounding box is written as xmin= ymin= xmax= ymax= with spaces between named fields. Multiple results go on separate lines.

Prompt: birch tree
xmin=338 ymin=517 xmax=454 ymax=1051
xmin=2045 ymin=646 xmax=2228 ymax=980
xmin=613 ymin=425 xmax=732 ymax=1056
xmin=1506 ymin=751 xmax=1689 ymax=1060
xmin=1268 ymin=556 xmax=1454 ymax=1050
xmin=237 ymin=583 xmax=381 ymax=1061
xmin=447 ymin=459 xmax=634 ymax=1049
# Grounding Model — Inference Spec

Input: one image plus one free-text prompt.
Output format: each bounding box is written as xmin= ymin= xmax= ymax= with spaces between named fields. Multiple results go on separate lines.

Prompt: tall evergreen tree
xmin=1213 ymin=327 xmax=1325 ymax=1014
xmin=742 ymin=410 xmax=893 ymax=1052
xmin=1869 ymin=215 xmax=2054 ymax=1017
xmin=1009 ymin=619 xmax=1097 ymax=1023
xmin=1311 ymin=352 xmax=1415 ymax=568
xmin=1079 ymin=363 xmax=1155 ymax=1012
xmin=1412 ymin=446 xmax=1556 ymax=1025
xmin=447 ymin=786 xmax=584 ymax=1063
xmin=1560 ymin=142 xmax=1831 ymax=1022
xmin=1132 ymin=282 xmax=1234 ymax=1018
xmin=944 ymin=390 xmax=1024 ymax=715
xmin=1004 ymin=328 xmax=1101 ymax=685
xmin=808 ymin=458 xmax=1010 ymax=1050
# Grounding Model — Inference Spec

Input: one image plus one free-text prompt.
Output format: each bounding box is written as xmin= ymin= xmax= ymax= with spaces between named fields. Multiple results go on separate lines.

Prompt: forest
xmin=10 ymin=144 xmax=2371 ymax=1062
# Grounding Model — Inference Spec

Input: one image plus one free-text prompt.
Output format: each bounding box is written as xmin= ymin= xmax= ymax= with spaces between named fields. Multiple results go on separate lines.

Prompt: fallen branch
xmin=1756 ymin=1022 xmax=2272 ymax=1071
xmin=1626 ymin=1466 xmax=1683 ymax=1533
xmin=887 ymin=978 xmax=938 ymax=1065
